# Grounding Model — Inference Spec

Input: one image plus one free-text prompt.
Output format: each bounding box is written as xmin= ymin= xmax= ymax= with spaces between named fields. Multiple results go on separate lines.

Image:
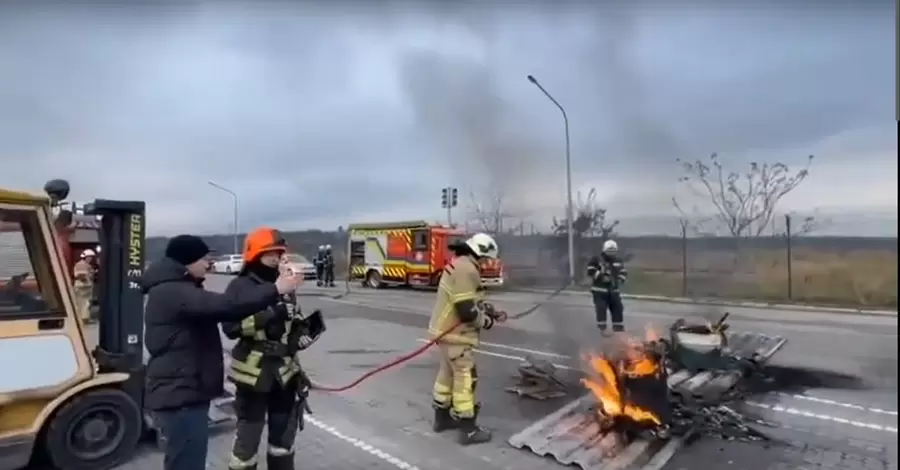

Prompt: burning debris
xmin=508 ymin=316 xmax=787 ymax=470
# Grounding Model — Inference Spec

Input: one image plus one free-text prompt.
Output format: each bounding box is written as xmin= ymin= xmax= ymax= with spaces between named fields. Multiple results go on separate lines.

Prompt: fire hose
xmin=308 ymin=280 xmax=573 ymax=392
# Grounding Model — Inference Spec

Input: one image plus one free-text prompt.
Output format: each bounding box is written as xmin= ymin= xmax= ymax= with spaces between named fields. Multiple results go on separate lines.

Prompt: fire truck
xmin=347 ymin=220 xmax=504 ymax=288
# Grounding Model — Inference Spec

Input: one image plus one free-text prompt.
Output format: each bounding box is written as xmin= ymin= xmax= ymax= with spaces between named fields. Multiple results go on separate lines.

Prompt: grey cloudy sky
xmin=0 ymin=1 xmax=895 ymax=236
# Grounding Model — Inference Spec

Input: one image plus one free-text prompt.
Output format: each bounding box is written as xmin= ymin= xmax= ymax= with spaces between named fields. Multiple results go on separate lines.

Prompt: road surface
xmin=104 ymin=276 xmax=898 ymax=469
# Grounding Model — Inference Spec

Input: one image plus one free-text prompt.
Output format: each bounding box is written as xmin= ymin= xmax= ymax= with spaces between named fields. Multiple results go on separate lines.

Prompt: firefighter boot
xmin=267 ymin=453 xmax=294 ymax=470
xmin=432 ymin=407 xmax=458 ymax=433
xmin=457 ymin=417 xmax=492 ymax=445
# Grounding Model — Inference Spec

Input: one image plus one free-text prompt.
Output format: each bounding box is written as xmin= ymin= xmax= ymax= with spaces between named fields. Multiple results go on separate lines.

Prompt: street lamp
xmin=527 ymin=74 xmax=575 ymax=283
xmin=207 ymin=181 xmax=239 ymax=255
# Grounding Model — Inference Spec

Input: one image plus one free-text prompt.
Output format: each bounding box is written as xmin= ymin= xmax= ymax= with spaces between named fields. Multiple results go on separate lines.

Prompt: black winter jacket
xmin=142 ymin=257 xmax=280 ymax=411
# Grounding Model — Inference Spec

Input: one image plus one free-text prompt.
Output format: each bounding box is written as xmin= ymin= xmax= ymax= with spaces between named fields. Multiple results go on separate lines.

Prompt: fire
xmin=580 ymin=327 xmax=664 ymax=427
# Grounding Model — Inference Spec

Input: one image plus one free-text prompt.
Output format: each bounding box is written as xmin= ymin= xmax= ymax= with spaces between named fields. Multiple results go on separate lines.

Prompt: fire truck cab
xmin=348 ymin=220 xmax=504 ymax=289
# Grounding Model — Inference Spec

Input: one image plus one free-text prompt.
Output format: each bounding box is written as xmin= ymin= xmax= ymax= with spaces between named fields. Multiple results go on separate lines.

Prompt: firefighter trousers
xmin=432 ymin=344 xmax=478 ymax=418
xmin=324 ymin=265 xmax=334 ymax=285
xmin=228 ymin=380 xmax=302 ymax=470
xmin=73 ymin=286 xmax=93 ymax=323
xmin=591 ymin=290 xmax=624 ymax=332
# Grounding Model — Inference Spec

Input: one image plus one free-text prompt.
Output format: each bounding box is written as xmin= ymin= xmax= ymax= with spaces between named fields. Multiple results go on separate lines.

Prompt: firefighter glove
xmin=297 ymin=334 xmax=315 ymax=350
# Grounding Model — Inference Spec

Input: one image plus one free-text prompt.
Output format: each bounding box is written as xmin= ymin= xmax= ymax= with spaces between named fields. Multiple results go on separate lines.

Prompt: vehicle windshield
xmin=448 ymin=235 xmax=466 ymax=247
xmin=284 ymin=254 xmax=308 ymax=263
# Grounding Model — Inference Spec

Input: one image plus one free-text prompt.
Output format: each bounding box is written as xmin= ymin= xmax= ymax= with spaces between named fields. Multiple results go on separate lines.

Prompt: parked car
xmin=212 ymin=254 xmax=243 ymax=274
xmin=282 ymin=253 xmax=318 ymax=280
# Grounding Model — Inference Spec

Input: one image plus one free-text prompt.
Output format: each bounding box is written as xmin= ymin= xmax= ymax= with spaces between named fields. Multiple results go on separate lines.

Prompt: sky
xmin=0 ymin=1 xmax=896 ymax=237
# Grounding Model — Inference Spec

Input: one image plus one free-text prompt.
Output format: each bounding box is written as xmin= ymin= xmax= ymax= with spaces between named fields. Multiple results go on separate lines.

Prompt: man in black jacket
xmin=585 ymin=239 xmax=628 ymax=333
xmin=142 ymin=235 xmax=301 ymax=470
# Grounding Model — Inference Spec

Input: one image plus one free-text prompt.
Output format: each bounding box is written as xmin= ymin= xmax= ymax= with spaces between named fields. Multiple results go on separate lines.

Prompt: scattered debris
xmin=509 ymin=316 xmax=787 ymax=470
xmin=506 ymin=355 xmax=569 ymax=400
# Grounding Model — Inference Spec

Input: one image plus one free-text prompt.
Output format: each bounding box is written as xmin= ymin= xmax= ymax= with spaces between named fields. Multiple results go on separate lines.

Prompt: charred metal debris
xmin=508 ymin=314 xmax=789 ymax=470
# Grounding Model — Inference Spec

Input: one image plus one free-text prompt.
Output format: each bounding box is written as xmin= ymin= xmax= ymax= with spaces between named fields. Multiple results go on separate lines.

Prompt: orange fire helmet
xmin=242 ymin=227 xmax=287 ymax=263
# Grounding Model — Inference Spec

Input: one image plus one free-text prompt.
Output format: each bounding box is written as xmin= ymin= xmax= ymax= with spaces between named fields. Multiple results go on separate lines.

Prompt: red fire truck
xmin=347 ymin=220 xmax=504 ymax=288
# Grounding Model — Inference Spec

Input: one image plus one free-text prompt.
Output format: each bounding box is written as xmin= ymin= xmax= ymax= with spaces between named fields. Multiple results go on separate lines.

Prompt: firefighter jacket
xmin=427 ymin=255 xmax=494 ymax=346
xmin=73 ymin=259 xmax=94 ymax=289
xmin=586 ymin=255 xmax=628 ymax=293
xmin=313 ymin=251 xmax=324 ymax=267
xmin=222 ymin=273 xmax=312 ymax=392
xmin=322 ymin=251 xmax=334 ymax=268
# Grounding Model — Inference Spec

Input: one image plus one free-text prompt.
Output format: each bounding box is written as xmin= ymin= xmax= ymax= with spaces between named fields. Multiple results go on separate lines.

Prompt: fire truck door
xmin=410 ymin=229 xmax=429 ymax=265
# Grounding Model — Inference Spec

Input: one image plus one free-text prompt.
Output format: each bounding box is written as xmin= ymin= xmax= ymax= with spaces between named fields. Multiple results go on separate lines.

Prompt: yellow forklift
xmin=0 ymin=180 xmax=235 ymax=470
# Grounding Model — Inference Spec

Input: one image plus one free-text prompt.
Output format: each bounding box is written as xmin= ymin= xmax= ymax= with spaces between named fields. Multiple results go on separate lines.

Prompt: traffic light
xmin=450 ymin=187 xmax=458 ymax=207
xmin=441 ymin=187 xmax=448 ymax=208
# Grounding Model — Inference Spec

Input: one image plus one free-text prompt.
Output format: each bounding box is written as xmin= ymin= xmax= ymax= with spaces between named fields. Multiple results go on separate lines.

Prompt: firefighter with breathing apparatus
xmin=322 ymin=244 xmax=335 ymax=287
xmin=313 ymin=245 xmax=325 ymax=287
xmin=586 ymin=239 xmax=628 ymax=333
xmin=428 ymin=232 xmax=507 ymax=445
xmin=222 ymin=227 xmax=325 ymax=470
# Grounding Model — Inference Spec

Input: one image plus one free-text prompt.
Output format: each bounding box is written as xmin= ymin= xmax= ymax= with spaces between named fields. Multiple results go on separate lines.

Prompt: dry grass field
xmin=621 ymin=248 xmax=898 ymax=308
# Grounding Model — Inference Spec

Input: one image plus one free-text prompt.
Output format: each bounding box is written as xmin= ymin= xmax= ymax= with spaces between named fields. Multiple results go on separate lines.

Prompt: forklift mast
xmin=85 ymin=199 xmax=146 ymax=410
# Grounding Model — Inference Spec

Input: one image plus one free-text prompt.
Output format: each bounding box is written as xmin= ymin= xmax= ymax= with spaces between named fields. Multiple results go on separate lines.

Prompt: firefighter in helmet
xmin=313 ymin=245 xmax=325 ymax=287
xmin=73 ymin=249 xmax=96 ymax=324
xmin=586 ymin=239 xmax=628 ymax=333
xmin=222 ymin=227 xmax=323 ymax=470
xmin=428 ymin=232 xmax=507 ymax=445
xmin=322 ymin=244 xmax=335 ymax=287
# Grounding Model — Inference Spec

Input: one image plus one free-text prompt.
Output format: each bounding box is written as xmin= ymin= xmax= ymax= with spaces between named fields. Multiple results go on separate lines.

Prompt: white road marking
xmin=745 ymin=402 xmax=898 ymax=433
xmin=304 ymin=416 xmax=422 ymax=470
xmin=415 ymin=339 xmax=898 ymax=434
xmin=474 ymin=339 xmax=900 ymax=416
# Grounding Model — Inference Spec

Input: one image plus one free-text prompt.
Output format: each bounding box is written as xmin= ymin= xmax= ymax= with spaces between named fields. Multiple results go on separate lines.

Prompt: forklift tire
xmin=365 ymin=270 xmax=383 ymax=289
xmin=43 ymin=387 xmax=142 ymax=470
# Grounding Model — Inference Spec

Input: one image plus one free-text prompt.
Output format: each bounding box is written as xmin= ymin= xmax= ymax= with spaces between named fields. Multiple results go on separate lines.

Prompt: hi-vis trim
xmin=351 ymin=265 xmax=407 ymax=279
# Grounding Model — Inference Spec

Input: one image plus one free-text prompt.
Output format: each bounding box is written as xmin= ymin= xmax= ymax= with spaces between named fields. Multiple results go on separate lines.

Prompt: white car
xmin=282 ymin=254 xmax=318 ymax=280
xmin=213 ymin=254 xmax=244 ymax=275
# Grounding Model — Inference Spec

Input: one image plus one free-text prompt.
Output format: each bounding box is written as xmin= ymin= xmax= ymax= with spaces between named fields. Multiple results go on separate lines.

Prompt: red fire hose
xmin=308 ymin=281 xmax=573 ymax=393
xmin=309 ymin=320 xmax=462 ymax=392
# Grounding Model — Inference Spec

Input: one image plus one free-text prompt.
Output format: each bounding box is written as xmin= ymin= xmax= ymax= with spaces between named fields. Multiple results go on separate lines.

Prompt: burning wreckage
xmin=507 ymin=313 xmax=788 ymax=470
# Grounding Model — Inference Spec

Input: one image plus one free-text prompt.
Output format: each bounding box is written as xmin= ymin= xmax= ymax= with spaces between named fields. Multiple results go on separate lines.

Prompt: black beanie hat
xmin=165 ymin=235 xmax=211 ymax=266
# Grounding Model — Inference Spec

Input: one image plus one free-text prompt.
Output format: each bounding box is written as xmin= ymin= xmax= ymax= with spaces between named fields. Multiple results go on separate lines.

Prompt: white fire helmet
xmin=325 ymin=244 xmax=332 ymax=250
xmin=318 ymin=245 xmax=325 ymax=250
xmin=465 ymin=233 xmax=498 ymax=259
xmin=81 ymin=249 xmax=96 ymax=258
xmin=602 ymin=239 xmax=618 ymax=253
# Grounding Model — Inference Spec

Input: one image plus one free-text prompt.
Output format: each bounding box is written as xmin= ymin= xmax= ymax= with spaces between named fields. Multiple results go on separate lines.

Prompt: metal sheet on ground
xmin=508 ymin=395 xmax=678 ymax=470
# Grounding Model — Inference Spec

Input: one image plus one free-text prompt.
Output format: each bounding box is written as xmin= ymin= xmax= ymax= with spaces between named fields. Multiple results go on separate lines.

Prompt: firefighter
xmin=428 ymin=232 xmax=507 ymax=445
xmin=222 ymin=228 xmax=322 ymax=470
xmin=313 ymin=245 xmax=325 ymax=287
xmin=73 ymin=249 xmax=96 ymax=324
xmin=586 ymin=239 xmax=628 ymax=333
xmin=323 ymin=244 xmax=335 ymax=287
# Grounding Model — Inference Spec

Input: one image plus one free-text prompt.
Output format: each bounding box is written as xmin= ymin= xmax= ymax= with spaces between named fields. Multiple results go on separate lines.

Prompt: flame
xmin=580 ymin=328 xmax=663 ymax=427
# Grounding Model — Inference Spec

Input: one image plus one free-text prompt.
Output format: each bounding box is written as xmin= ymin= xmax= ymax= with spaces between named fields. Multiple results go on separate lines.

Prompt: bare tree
xmin=551 ymin=188 xmax=619 ymax=239
xmin=774 ymin=211 xmax=831 ymax=238
xmin=467 ymin=189 xmax=518 ymax=234
xmin=671 ymin=197 xmax=718 ymax=236
xmin=675 ymin=153 xmax=814 ymax=237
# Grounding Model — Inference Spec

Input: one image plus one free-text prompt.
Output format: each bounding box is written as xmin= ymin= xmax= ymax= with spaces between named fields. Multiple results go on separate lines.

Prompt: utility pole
xmin=441 ymin=186 xmax=458 ymax=226
xmin=207 ymin=181 xmax=239 ymax=254
xmin=527 ymin=75 xmax=574 ymax=282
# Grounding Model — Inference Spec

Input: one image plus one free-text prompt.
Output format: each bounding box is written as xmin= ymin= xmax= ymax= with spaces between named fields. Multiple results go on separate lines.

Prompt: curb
xmin=508 ymin=287 xmax=898 ymax=317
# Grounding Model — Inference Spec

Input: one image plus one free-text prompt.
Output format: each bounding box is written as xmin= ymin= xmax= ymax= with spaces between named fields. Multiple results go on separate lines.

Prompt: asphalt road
xmin=107 ymin=275 xmax=898 ymax=470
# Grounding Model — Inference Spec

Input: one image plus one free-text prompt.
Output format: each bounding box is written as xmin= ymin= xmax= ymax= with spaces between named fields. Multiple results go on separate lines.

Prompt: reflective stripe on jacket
xmin=427 ymin=255 xmax=486 ymax=346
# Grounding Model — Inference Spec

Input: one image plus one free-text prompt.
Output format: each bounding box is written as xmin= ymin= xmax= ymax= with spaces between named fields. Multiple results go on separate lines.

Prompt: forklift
xmin=0 ymin=180 xmax=235 ymax=470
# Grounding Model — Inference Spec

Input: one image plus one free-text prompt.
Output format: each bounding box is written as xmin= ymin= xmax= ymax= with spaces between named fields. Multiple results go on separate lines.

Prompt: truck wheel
xmin=44 ymin=388 xmax=142 ymax=470
xmin=365 ymin=270 xmax=383 ymax=289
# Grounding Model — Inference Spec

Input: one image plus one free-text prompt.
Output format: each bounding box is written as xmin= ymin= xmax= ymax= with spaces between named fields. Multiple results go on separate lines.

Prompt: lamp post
xmin=207 ymin=181 xmax=239 ymax=254
xmin=527 ymin=74 xmax=575 ymax=282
